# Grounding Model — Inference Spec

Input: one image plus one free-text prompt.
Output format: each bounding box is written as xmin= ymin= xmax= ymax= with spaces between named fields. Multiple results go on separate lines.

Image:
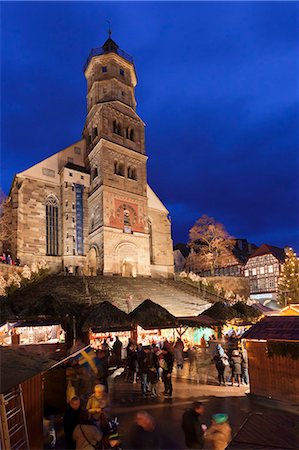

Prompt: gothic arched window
xmin=46 ymin=195 xmax=59 ymax=256
xmin=148 ymin=219 xmax=154 ymax=264
xmin=130 ymin=129 xmax=135 ymax=141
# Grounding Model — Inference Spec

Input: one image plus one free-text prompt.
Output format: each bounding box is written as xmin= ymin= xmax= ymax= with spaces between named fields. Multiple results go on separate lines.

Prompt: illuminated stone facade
xmin=7 ymin=36 xmax=174 ymax=278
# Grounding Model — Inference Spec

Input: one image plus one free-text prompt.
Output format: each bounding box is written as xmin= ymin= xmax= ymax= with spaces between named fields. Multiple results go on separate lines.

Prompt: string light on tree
xmin=278 ymin=247 xmax=299 ymax=306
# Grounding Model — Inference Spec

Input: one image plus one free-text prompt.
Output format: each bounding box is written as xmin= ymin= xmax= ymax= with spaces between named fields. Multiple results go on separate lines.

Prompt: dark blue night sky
xmin=1 ymin=2 xmax=298 ymax=249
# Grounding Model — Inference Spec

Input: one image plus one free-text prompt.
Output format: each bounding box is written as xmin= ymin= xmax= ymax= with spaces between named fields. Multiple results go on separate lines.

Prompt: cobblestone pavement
xmin=50 ymin=373 xmax=298 ymax=449
xmin=109 ymin=377 xmax=298 ymax=450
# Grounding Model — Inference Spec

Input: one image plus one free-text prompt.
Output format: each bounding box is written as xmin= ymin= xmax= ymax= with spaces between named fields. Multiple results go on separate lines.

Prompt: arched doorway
xmin=87 ymin=247 xmax=97 ymax=276
xmin=122 ymin=259 xmax=137 ymax=277
xmin=115 ymin=242 xmax=138 ymax=277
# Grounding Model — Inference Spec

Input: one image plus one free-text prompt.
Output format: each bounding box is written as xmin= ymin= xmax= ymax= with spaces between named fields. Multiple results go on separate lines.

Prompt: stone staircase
xmin=10 ymin=275 xmax=219 ymax=317
xmin=86 ymin=276 xmax=211 ymax=316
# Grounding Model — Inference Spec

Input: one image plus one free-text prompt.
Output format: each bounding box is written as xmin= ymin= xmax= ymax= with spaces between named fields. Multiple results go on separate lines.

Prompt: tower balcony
xmin=83 ymin=46 xmax=134 ymax=73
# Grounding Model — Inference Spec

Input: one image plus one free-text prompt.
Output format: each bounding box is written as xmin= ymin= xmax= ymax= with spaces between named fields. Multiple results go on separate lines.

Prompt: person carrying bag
xmin=73 ymin=411 xmax=102 ymax=450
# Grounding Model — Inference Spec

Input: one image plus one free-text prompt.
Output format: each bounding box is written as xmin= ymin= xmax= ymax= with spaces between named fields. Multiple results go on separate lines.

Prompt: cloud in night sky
xmin=1 ymin=1 xmax=298 ymax=249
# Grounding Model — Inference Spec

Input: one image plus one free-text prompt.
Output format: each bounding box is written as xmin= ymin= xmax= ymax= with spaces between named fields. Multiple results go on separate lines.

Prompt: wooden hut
xmin=0 ymin=344 xmax=87 ymax=449
xmin=242 ymin=315 xmax=299 ymax=404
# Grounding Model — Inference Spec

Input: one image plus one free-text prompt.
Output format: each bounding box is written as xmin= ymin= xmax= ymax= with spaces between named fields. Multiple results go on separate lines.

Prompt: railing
xmin=83 ymin=46 xmax=134 ymax=72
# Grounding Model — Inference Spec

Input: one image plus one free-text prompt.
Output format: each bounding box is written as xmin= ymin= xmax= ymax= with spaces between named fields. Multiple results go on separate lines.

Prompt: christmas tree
xmin=278 ymin=247 xmax=299 ymax=305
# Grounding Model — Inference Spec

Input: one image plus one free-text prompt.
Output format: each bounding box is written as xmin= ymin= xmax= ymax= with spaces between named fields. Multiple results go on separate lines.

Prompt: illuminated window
xmin=260 ymin=267 xmax=265 ymax=275
xmin=244 ymin=269 xmax=249 ymax=277
xmin=268 ymin=265 xmax=274 ymax=273
xmin=252 ymin=268 xmax=257 ymax=276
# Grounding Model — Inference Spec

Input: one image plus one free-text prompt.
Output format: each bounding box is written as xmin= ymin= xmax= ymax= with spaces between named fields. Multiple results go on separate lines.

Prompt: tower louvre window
xmin=92 ymin=167 xmax=98 ymax=180
xmin=46 ymin=195 xmax=59 ymax=256
xmin=113 ymin=120 xmax=122 ymax=136
xmin=92 ymin=127 xmax=98 ymax=140
xmin=102 ymin=66 xmax=107 ymax=73
xmin=127 ymin=166 xmax=137 ymax=181
xmin=126 ymin=127 xmax=135 ymax=141
xmin=120 ymin=69 xmax=124 ymax=76
xmin=114 ymin=161 xmax=124 ymax=176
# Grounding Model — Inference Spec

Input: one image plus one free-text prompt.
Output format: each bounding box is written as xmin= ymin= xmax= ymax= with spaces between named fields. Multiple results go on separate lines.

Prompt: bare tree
xmin=188 ymin=214 xmax=235 ymax=275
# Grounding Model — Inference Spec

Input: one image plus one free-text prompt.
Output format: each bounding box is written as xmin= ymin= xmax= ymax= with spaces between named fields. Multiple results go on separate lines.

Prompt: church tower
xmin=83 ymin=34 xmax=151 ymax=276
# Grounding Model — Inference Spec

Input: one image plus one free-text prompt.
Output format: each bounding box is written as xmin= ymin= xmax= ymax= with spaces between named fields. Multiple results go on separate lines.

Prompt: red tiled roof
xmin=248 ymin=244 xmax=285 ymax=262
xmin=242 ymin=316 xmax=299 ymax=341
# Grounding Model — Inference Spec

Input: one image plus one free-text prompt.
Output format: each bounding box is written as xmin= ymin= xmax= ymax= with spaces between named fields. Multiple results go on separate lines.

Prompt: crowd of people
xmin=0 ymin=251 xmax=20 ymax=265
xmin=213 ymin=344 xmax=248 ymax=387
xmin=60 ymin=334 xmax=246 ymax=449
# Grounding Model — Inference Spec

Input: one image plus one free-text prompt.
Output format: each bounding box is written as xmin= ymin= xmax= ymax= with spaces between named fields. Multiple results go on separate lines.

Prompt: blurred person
xmin=138 ymin=345 xmax=150 ymax=397
xmin=73 ymin=410 xmax=102 ymax=450
xmin=230 ymin=350 xmax=242 ymax=387
xmin=129 ymin=412 xmax=161 ymax=449
xmin=63 ymin=396 xmax=81 ymax=449
xmin=112 ymin=336 xmax=122 ymax=366
xmin=86 ymin=384 xmax=108 ymax=423
xmin=174 ymin=338 xmax=184 ymax=369
xmin=147 ymin=347 xmax=159 ymax=398
xmin=161 ymin=347 xmax=174 ymax=397
xmin=182 ymin=401 xmax=206 ymax=449
xmin=213 ymin=344 xmax=229 ymax=386
xmin=241 ymin=348 xmax=249 ymax=385
xmin=96 ymin=349 xmax=109 ymax=392
xmin=204 ymin=413 xmax=231 ymax=450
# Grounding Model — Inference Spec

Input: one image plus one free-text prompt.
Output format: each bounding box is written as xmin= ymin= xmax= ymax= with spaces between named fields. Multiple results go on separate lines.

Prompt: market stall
xmin=82 ymin=301 xmax=133 ymax=350
xmin=129 ymin=299 xmax=178 ymax=345
xmin=0 ymin=318 xmax=65 ymax=345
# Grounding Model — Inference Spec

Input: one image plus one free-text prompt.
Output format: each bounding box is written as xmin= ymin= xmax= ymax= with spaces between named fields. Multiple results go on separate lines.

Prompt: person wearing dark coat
xmin=161 ymin=348 xmax=174 ymax=397
xmin=147 ymin=349 xmax=159 ymax=398
xmin=230 ymin=349 xmax=242 ymax=387
xmin=63 ymin=396 xmax=81 ymax=449
xmin=182 ymin=401 xmax=205 ymax=449
xmin=129 ymin=412 xmax=161 ymax=449
xmin=138 ymin=346 xmax=150 ymax=397
xmin=112 ymin=336 xmax=123 ymax=366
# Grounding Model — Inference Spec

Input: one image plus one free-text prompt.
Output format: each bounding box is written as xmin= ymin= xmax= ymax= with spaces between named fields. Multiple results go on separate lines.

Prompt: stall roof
xmin=12 ymin=318 xmax=61 ymax=327
xmin=0 ymin=343 xmax=88 ymax=394
xmin=199 ymin=302 xmax=236 ymax=321
xmin=130 ymin=299 xmax=177 ymax=330
xmin=242 ymin=316 xmax=299 ymax=341
xmin=82 ymin=301 xmax=133 ymax=332
xmin=176 ymin=315 xmax=218 ymax=327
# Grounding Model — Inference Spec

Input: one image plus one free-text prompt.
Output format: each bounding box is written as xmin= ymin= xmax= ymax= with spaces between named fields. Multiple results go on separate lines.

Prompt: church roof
xmin=102 ymin=37 xmax=119 ymax=53
xmin=147 ymin=185 xmax=169 ymax=214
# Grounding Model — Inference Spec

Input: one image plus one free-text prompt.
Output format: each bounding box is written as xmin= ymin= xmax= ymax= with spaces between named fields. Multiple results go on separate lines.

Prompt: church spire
xmin=102 ymin=20 xmax=119 ymax=54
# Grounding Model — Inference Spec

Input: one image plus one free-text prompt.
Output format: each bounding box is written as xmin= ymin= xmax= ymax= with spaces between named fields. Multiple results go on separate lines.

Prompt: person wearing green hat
xmin=203 ymin=413 xmax=231 ymax=450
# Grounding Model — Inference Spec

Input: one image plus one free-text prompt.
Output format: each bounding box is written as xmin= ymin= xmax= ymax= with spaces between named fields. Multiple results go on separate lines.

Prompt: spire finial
xmin=106 ymin=20 xmax=112 ymax=38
